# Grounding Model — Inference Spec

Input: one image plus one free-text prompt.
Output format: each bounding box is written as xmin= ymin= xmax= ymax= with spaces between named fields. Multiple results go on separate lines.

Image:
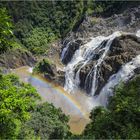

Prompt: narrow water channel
xmin=12 ymin=66 xmax=96 ymax=134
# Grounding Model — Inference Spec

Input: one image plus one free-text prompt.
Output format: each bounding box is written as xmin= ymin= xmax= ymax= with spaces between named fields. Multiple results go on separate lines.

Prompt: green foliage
xmin=0 ymin=72 xmax=70 ymax=139
xmin=86 ymin=0 xmax=135 ymax=16
xmin=0 ymin=8 xmax=13 ymax=53
xmin=19 ymin=102 xmax=71 ymax=139
xmin=0 ymin=1 xmax=139 ymax=55
xmin=0 ymin=1 xmax=85 ymax=54
xmin=23 ymin=27 xmax=57 ymax=54
xmin=0 ymin=73 xmax=40 ymax=139
xmin=81 ymin=76 xmax=140 ymax=139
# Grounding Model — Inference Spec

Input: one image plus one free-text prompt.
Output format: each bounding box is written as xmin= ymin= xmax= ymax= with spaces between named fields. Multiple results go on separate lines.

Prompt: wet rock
xmin=61 ymin=39 xmax=83 ymax=65
xmin=134 ymin=67 xmax=140 ymax=74
xmin=78 ymin=34 xmax=140 ymax=95
xmin=60 ymin=5 xmax=140 ymax=95
xmin=36 ymin=59 xmax=65 ymax=86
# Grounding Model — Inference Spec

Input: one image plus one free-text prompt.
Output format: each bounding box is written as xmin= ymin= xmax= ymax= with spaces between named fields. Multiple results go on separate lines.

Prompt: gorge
xmin=11 ymin=29 xmax=140 ymax=135
xmin=0 ymin=1 xmax=140 ymax=139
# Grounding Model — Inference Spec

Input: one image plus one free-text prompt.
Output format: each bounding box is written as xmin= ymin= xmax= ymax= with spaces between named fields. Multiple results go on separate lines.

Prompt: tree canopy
xmin=0 ymin=8 xmax=13 ymax=53
xmin=0 ymin=73 xmax=40 ymax=139
xmin=81 ymin=76 xmax=140 ymax=139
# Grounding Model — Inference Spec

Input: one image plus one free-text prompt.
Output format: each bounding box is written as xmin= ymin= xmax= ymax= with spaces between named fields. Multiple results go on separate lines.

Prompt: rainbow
xmin=12 ymin=66 xmax=92 ymax=134
xmin=12 ymin=66 xmax=89 ymax=119
xmin=30 ymin=74 xmax=89 ymax=118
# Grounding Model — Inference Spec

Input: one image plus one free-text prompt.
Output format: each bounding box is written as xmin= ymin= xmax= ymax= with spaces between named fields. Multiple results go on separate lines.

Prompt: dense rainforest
xmin=0 ymin=0 xmax=140 ymax=139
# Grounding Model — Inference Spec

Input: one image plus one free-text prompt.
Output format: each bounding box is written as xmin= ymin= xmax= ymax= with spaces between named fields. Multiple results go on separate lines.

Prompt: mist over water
xmin=12 ymin=66 xmax=94 ymax=134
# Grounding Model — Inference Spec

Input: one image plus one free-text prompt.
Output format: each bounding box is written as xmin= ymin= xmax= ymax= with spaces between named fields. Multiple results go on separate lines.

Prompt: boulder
xmin=36 ymin=59 xmax=65 ymax=86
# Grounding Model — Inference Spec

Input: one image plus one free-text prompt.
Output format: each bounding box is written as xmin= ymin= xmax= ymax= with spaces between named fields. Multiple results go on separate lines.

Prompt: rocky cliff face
xmin=34 ymin=59 xmax=65 ymax=87
xmin=61 ymin=6 xmax=140 ymax=65
xmin=44 ymin=64 xmax=65 ymax=87
xmin=0 ymin=48 xmax=36 ymax=69
xmin=58 ymin=5 xmax=140 ymax=95
xmin=77 ymin=6 xmax=140 ymax=38
xmin=42 ymin=5 xmax=140 ymax=96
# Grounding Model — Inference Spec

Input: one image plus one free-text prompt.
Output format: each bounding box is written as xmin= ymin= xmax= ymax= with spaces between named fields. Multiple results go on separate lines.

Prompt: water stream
xmin=64 ymin=31 xmax=122 ymax=95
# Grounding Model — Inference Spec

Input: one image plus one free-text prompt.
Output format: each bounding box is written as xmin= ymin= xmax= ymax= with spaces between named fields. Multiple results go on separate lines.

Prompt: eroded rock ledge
xmin=34 ymin=59 xmax=65 ymax=87
xmin=0 ymin=48 xmax=36 ymax=69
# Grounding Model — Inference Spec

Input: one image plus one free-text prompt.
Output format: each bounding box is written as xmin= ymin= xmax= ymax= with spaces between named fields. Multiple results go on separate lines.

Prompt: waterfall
xmin=61 ymin=30 xmax=140 ymax=106
xmin=64 ymin=36 xmax=106 ymax=93
xmin=64 ymin=31 xmax=122 ymax=94
xmin=86 ymin=32 xmax=121 ymax=96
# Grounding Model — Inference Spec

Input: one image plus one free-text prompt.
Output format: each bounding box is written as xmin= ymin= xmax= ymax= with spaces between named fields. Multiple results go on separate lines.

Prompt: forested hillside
xmin=0 ymin=1 xmax=85 ymax=54
xmin=81 ymin=76 xmax=140 ymax=139
xmin=1 ymin=1 xmax=137 ymax=55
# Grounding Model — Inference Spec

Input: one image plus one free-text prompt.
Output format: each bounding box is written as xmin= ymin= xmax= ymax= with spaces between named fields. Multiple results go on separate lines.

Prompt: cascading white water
xmin=61 ymin=30 xmax=140 ymax=106
xmin=64 ymin=36 xmax=106 ymax=93
xmin=64 ymin=31 xmax=122 ymax=94
xmin=87 ymin=32 xmax=122 ymax=96
xmin=61 ymin=33 xmax=75 ymax=61
xmin=95 ymin=55 xmax=140 ymax=106
xmin=136 ymin=30 xmax=140 ymax=37
xmin=61 ymin=41 xmax=71 ymax=61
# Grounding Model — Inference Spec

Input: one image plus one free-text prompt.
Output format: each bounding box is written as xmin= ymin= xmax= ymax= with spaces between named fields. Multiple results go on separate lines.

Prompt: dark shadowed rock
xmin=35 ymin=59 xmax=65 ymax=86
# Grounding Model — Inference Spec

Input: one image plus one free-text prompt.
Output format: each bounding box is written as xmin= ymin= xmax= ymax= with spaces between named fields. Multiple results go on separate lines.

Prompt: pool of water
xmin=12 ymin=66 xmax=96 ymax=134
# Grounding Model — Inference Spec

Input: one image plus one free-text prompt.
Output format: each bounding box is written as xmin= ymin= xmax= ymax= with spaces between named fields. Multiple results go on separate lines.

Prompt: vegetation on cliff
xmin=0 ymin=73 xmax=40 ymax=139
xmin=19 ymin=102 xmax=70 ymax=139
xmin=0 ymin=8 xmax=14 ymax=53
xmin=81 ymin=76 xmax=140 ymax=139
xmin=0 ymin=1 xmax=85 ymax=54
xmin=0 ymin=10 xmax=70 ymax=138
xmin=1 ymin=1 xmax=135 ymax=55
xmin=0 ymin=72 xmax=70 ymax=139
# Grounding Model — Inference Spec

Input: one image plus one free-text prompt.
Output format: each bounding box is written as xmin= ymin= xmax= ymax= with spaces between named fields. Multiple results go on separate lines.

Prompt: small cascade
xmin=96 ymin=55 xmax=140 ymax=106
xmin=136 ymin=30 xmax=140 ymax=37
xmin=61 ymin=33 xmax=81 ymax=64
xmin=61 ymin=41 xmax=71 ymax=61
xmin=61 ymin=33 xmax=74 ymax=61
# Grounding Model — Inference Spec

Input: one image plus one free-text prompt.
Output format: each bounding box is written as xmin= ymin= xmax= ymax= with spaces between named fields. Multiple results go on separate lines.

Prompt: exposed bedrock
xmin=35 ymin=59 xmax=65 ymax=87
xmin=61 ymin=6 xmax=140 ymax=65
